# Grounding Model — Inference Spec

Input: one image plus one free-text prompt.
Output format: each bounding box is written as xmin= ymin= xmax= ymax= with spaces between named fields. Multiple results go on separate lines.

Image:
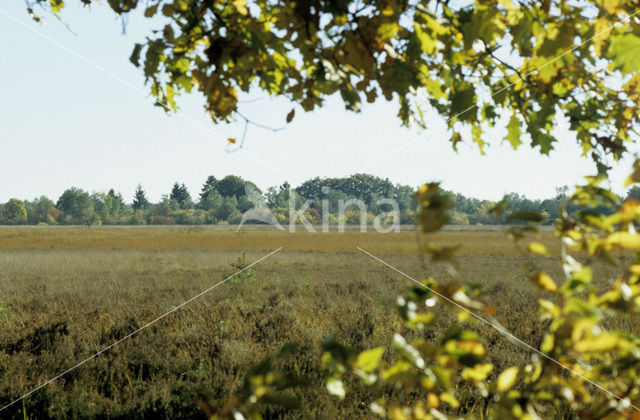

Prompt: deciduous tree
xmin=24 ymin=196 xmax=55 ymax=224
xmin=2 ymin=198 xmax=27 ymax=225
xmin=56 ymin=188 xmax=94 ymax=224
xmin=31 ymin=0 xmax=640 ymax=167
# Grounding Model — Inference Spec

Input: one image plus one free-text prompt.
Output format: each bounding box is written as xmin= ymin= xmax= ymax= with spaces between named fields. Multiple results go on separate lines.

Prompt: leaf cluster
xmin=30 ymin=0 xmax=640 ymax=165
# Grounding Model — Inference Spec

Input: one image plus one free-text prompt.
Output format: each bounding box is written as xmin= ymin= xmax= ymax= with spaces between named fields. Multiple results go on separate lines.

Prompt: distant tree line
xmin=1 ymin=174 xmax=638 ymax=226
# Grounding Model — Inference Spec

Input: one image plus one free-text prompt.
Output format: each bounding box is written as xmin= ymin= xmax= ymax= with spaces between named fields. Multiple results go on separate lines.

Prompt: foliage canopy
xmin=32 ymin=0 xmax=640 ymax=166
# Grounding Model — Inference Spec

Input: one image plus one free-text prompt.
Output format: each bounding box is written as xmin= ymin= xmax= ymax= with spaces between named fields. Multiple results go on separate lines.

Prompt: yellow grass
xmin=0 ymin=227 xmax=614 ymax=418
xmin=0 ymin=226 xmax=559 ymax=256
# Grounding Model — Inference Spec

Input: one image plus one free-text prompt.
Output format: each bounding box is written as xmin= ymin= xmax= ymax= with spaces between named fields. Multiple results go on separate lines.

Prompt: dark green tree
xmin=265 ymin=182 xmax=291 ymax=209
xmin=216 ymin=175 xmax=260 ymax=198
xmin=169 ymin=182 xmax=191 ymax=209
xmin=198 ymin=176 xmax=224 ymax=211
xmin=106 ymin=189 xmax=126 ymax=211
xmin=199 ymin=188 xmax=223 ymax=212
xmin=199 ymin=176 xmax=219 ymax=200
xmin=216 ymin=196 xmax=238 ymax=221
xmin=132 ymin=184 xmax=150 ymax=211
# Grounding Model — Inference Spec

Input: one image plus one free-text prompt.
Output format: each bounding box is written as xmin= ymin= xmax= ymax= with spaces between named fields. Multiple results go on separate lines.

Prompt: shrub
xmin=222 ymin=252 xmax=256 ymax=284
xmin=205 ymin=209 xmax=217 ymax=224
xmin=169 ymin=209 xmax=206 ymax=225
xmin=130 ymin=210 xmax=147 ymax=225
xmin=228 ymin=210 xmax=243 ymax=225
xmin=449 ymin=210 xmax=470 ymax=225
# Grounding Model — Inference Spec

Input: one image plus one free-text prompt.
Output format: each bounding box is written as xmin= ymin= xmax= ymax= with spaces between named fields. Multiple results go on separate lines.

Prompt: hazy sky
xmin=1 ymin=2 xmax=637 ymax=203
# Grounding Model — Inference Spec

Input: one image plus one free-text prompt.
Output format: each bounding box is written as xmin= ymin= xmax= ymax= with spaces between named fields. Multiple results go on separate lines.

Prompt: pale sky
xmin=0 ymin=2 xmax=636 ymax=204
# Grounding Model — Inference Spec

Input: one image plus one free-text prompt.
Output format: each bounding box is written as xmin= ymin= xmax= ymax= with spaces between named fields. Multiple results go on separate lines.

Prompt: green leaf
xmin=449 ymin=83 xmax=476 ymax=122
xmin=129 ymin=44 xmax=143 ymax=67
xmin=440 ymin=392 xmax=460 ymax=408
xmin=528 ymin=242 xmax=549 ymax=255
xmin=574 ymin=333 xmax=629 ymax=353
xmin=538 ymin=22 xmax=574 ymax=58
xmin=144 ymin=4 xmax=158 ymax=17
xmin=378 ymin=22 xmax=400 ymax=41
xmin=450 ymin=131 xmax=462 ymax=152
xmin=540 ymin=334 xmax=554 ymax=353
xmin=415 ymin=183 xmax=452 ymax=233
xmin=561 ymin=266 xmax=593 ymax=291
xmin=496 ymin=367 xmax=519 ymax=392
xmin=432 ymin=365 xmax=451 ymax=388
xmin=49 ymin=0 xmax=64 ymax=13
xmin=414 ymin=22 xmax=436 ymax=54
xmin=530 ymin=271 xmax=558 ymax=293
xmin=605 ymin=232 xmax=640 ymax=250
xmin=471 ymin=124 xmax=485 ymax=154
xmin=232 ymin=0 xmax=249 ymax=15
xmin=625 ymin=159 xmax=640 ymax=187
xmin=529 ymin=128 xmax=555 ymax=155
xmin=406 ymin=311 xmax=436 ymax=329
xmin=343 ymin=34 xmax=375 ymax=72
xmin=356 ymin=347 xmax=384 ymax=373
xmin=608 ymin=33 xmax=640 ymax=74
xmin=175 ymin=0 xmax=190 ymax=11
xmin=161 ymin=3 xmax=174 ymax=17
xmin=505 ymin=113 xmax=523 ymax=149
xmin=461 ymin=363 xmax=493 ymax=382
xmin=381 ymin=360 xmax=414 ymax=382
xmin=175 ymin=75 xmax=193 ymax=93
xmin=166 ymin=84 xmax=176 ymax=109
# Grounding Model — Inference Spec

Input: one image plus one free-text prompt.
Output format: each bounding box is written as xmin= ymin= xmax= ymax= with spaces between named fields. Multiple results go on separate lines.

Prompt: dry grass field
xmin=0 ymin=226 xmax=623 ymax=418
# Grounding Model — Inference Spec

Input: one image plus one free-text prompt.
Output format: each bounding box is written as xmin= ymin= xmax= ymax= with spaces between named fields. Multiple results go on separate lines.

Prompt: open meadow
xmin=0 ymin=226 xmax=628 ymax=418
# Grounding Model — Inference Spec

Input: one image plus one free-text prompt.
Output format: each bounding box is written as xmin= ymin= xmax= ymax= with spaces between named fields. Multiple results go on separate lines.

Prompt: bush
xmin=449 ymin=210 xmax=470 ymax=225
xmin=222 ymin=252 xmax=256 ymax=284
xmin=130 ymin=210 xmax=147 ymax=225
xmin=169 ymin=209 xmax=206 ymax=225
xmin=228 ymin=210 xmax=243 ymax=225
xmin=205 ymin=209 xmax=217 ymax=224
